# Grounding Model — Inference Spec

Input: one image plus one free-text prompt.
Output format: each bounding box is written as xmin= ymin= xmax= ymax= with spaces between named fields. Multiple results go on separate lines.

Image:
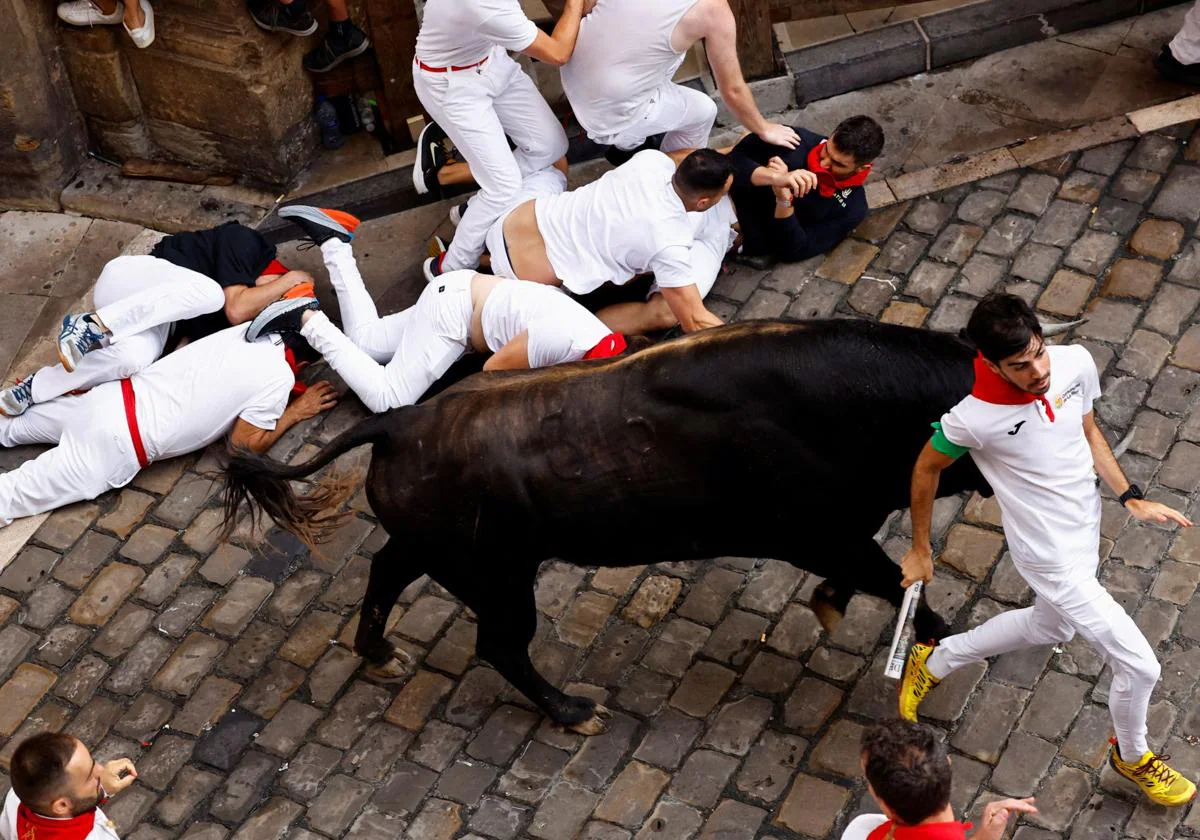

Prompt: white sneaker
xmin=57 ymin=0 xmax=124 ymax=25
xmin=123 ymin=0 xmax=154 ymax=48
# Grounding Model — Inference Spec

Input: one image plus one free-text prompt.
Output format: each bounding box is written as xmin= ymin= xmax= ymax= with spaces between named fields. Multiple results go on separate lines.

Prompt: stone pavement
xmin=1 ymin=121 xmax=1200 ymax=840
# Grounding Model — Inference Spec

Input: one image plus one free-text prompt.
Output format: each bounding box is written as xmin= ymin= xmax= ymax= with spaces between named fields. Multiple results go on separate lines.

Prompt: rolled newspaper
xmin=884 ymin=581 xmax=923 ymax=680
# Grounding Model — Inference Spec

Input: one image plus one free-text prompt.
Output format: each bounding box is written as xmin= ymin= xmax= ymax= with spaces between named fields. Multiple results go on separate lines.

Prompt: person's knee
xmin=693 ymin=94 xmax=719 ymax=129
xmin=1123 ymin=650 xmax=1161 ymax=686
xmin=645 ymin=295 xmax=680 ymax=331
xmin=198 ymin=278 xmax=227 ymax=312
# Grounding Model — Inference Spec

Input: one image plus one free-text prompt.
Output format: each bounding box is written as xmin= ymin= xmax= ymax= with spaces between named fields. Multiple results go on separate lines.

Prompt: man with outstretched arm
xmin=897 ymin=293 xmax=1195 ymax=807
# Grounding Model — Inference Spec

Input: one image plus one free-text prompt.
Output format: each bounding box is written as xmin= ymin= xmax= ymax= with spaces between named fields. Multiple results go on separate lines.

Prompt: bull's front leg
xmin=354 ymin=539 xmax=420 ymax=681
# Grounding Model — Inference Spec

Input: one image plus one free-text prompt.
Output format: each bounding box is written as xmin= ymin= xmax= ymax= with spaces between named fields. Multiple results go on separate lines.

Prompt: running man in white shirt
xmin=1 ymin=733 xmax=136 ymax=840
xmin=558 ymin=0 xmax=800 ymax=158
xmin=0 ymin=324 xmax=336 ymax=526
xmin=414 ymin=0 xmax=585 ymax=282
xmin=897 ymin=293 xmax=1196 ymax=807
xmin=487 ymin=147 xmax=734 ymax=332
xmin=246 ymin=206 xmax=627 ymax=414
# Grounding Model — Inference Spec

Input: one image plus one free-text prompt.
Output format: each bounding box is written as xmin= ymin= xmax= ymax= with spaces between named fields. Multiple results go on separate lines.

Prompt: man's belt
xmin=120 ymin=379 xmax=150 ymax=469
xmin=414 ymin=55 xmax=488 ymax=72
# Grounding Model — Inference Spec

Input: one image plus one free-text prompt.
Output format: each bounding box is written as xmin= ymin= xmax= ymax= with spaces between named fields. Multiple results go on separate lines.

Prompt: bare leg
xmin=596 ymin=293 xmax=678 ymax=336
xmin=438 ymin=155 xmax=568 ymax=188
xmin=327 ymin=0 xmax=349 ymax=20
xmin=124 ymin=0 xmax=144 ymax=29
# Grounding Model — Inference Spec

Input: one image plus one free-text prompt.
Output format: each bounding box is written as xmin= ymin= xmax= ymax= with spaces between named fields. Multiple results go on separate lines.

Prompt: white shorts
xmin=648 ymin=195 xmax=738 ymax=299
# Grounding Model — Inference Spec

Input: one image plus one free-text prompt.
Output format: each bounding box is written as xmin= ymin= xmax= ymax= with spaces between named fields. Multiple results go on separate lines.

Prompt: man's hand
xmin=287 ymin=381 xmax=338 ymax=422
xmin=900 ymin=544 xmax=934 ymax=588
xmin=790 ymin=168 xmax=819 ymax=197
xmin=1126 ymin=499 xmax=1193 ymax=528
xmin=757 ymin=123 xmax=800 ymax=149
xmin=972 ymin=797 xmax=1037 ymax=840
xmin=100 ymin=759 xmax=138 ymax=796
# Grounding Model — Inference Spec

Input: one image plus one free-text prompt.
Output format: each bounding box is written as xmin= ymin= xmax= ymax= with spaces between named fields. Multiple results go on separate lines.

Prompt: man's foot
xmin=122 ymin=0 xmax=153 ymax=48
xmin=422 ymin=253 xmax=447 ymax=284
xmin=897 ymin=642 xmax=940 ymax=722
xmin=278 ymin=205 xmax=360 ymax=245
xmin=0 ymin=377 xmax=35 ymax=418
xmin=1154 ymin=45 xmax=1200 ymax=86
xmin=302 ymin=22 xmax=371 ymax=73
xmin=1109 ymin=739 xmax=1198 ymax=806
xmin=413 ymin=122 xmax=448 ymax=195
xmin=246 ymin=298 xmax=320 ymax=342
xmin=57 ymin=313 xmax=106 ymax=373
xmin=449 ymin=202 xmax=468 ymax=228
xmin=57 ymin=0 xmax=124 ymax=25
xmin=249 ymin=0 xmax=317 ymax=36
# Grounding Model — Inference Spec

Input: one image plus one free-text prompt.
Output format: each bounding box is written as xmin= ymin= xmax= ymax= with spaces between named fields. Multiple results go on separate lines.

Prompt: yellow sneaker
xmin=1108 ymin=739 xmax=1198 ymax=806
xmin=898 ymin=642 xmax=940 ymax=722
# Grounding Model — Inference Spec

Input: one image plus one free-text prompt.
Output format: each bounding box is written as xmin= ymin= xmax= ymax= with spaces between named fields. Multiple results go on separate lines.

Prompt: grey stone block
xmin=786 ymin=22 xmax=925 ymax=104
xmin=714 ymin=76 xmax=794 ymax=127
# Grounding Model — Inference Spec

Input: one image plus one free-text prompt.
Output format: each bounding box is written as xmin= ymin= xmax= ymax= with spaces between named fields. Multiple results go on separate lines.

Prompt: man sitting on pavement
xmin=1 ymin=732 xmax=137 ymax=840
xmin=841 ymin=720 xmax=1037 ymax=840
xmin=246 ymin=206 xmax=627 ymax=414
xmin=728 ymin=114 xmax=883 ymax=265
xmin=1155 ymin=0 xmax=1200 ymax=86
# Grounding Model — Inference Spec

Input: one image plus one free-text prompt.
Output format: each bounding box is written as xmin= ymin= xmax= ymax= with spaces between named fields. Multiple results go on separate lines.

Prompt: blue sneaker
xmin=246 ymin=297 xmax=320 ymax=342
xmin=57 ymin=313 xmax=106 ymax=373
xmin=0 ymin=376 xmax=34 ymax=417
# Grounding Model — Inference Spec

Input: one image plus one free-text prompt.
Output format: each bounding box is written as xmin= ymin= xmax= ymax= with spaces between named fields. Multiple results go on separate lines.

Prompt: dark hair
xmin=862 ymin=721 xmax=952 ymax=825
xmin=831 ymin=115 xmax=885 ymax=164
xmin=966 ymin=293 xmax=1042 ymax=363
xmin=674 ymin=148 xmax=734 ymax=201
xmin=11 ymin=733 xmax=78 ymax=810
xmin=281 ymin=330 xmax=320 ymax=366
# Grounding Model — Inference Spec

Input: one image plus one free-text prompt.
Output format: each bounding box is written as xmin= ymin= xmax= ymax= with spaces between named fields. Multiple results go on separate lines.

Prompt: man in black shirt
xmin=728 ymin=115 xmax=882 ymax=264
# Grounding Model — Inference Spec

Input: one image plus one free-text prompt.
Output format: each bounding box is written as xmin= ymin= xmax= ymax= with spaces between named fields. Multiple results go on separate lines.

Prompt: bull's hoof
xmin=361 ymin=650 xmax=414 ymax=683
xmin=567 ymin=703 xmax=612 ymax=736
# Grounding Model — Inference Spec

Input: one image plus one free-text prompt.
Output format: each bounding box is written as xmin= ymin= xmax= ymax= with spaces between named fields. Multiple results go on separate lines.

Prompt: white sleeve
xmin=648 ymin=244 xmax=696 ymax=290
xmin=1078 ymin=345 xmax=1101 ymax=413
xmin=840 ymin=814 xmax=889 ymax=840
xmin=0 ymin=789 xmax=20 ymax=840
xmin=237 ymin=370 xmax=293 ymax=431
xmin=939 ymin=404 xmax=982 ymax=450
xmin=478 ymin=5 xmax=538 ymax=52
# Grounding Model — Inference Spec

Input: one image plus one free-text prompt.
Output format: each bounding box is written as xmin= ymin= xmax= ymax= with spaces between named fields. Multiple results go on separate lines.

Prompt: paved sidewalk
xmin=0 ymin=111 xmax=1197 ymax=840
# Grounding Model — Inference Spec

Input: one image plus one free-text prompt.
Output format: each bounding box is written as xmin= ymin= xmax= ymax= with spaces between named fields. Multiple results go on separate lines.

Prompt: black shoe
xmin=603 ymin=134 xmax=664 ymax=167
xmin=413 ymin=121 xmax=448 ymax=195
xmin=277 ymin=205 xmax=359 ymax=245
xmin=247 ymin=297 xmax=320 ymax=342
xmin=303 ymin=22 xmax=370 ymax=73
xmin=1154 ymin=45 xmax=1200 ymax=86
xmin=249 ymin=0 xmax=317 ymax=36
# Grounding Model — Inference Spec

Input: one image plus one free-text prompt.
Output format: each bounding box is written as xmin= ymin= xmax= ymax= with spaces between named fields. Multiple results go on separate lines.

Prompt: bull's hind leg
xmin=355 ymin=538 xmax=423 ymax=681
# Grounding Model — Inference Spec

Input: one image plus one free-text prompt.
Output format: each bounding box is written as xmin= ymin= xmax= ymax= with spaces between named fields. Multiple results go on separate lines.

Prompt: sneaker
xmin=449 ymin=202 xmax=468 ymax=228
xmin=413 ymin=121 xmax=448 ymax=195
xmin=278 ymin=205 xmax=360 ymax=245
xmin=303 ymin=22 xmax=371 ymax=73
xmin=897 ymin=642 xmax=940 ymax=722
xmin=122 ymin=0 xmax=153 ymax=47
xmin=422 ymin=252 xmax=447 ymax=284
xmin=249 ymin=0 xmax=317 ymax=36
xmin=1109 ymin=739 xmax=1198 ymax=806
xmin=57 ymin=313 xmax=107 ymax=373
xmin=57 ymin=0 xmax=124 ymax=26
xmin=0 ymin=377 xmax=35 ymax=418
xmin=428 ymin=235 xmax=447 ymax=260
xmin=1154 ymin=45 xmax=1200 ymax=87
xmin=246 ymin=298 xmax=320 ymax=342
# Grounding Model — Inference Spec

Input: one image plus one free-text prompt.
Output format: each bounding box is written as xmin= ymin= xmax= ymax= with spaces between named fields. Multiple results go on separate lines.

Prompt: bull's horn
xmin=1112 ymin=429 xmax=1136 ymax=460
xmin=1039 ymin=319 xmax=1086 ymax=336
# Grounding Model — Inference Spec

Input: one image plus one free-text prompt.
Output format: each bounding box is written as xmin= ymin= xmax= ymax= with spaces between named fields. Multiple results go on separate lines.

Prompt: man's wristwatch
xmin=1119 ymin=484 xmax=1144 ymax=506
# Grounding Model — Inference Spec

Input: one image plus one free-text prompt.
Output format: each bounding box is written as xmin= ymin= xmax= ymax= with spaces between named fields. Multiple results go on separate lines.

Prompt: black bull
xmin=222 ymin=319 xmax=992 ymax=734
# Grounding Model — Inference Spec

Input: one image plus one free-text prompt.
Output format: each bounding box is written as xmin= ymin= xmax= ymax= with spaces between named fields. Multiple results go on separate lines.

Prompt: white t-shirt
xmin=416 ymin=0 xmax=538 ymax=67
xmin=132 ymin=324 xmax=295 ymax=462
xmin=939 ymin=344 xmax=1102 ymax=567
xmin=841 ymin=814 xmax=889 ymax=840
xmin=559 ymin=0 xmax=697 ymax=135
xmin=535 ymin=150 xmax=696 ymax=295
xmin=482 ymin=280 xmax=612 ymax=367
xmin=0 ymin=789 xmax=120 ymax=840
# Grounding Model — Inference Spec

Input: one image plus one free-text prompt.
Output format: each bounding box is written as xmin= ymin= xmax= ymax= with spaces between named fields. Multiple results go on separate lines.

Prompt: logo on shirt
xmin=1054 ymin=382 xmax=1083 ymax=410
xmin=1007 ymin=421 xmax=1026 ymax=436
xmin=834 ymin=189 xmax=853 ymax=208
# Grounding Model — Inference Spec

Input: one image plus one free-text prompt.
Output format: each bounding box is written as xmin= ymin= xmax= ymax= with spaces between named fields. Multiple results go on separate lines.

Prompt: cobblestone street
xmin=1 ymin=123 xmax=1200 ymax=840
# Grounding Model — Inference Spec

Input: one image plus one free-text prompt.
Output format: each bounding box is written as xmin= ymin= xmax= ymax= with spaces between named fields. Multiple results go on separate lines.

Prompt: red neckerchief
xmin=283 ymin=347 xmax=308 ymax=396
xmin=260 ymin=258 xmax=289 ymax=277
xmin=807 ymin=140 xmax=871 ymax=198
xmin=867 ymin=819 xmax=972 ymax=840
xmin=17 ymin=802 xmax=98 ymax=840
xmin=584 ymin=332 xmax=627 ymax=360
xmin=971 ymin=352 xmax=1054 ymax=422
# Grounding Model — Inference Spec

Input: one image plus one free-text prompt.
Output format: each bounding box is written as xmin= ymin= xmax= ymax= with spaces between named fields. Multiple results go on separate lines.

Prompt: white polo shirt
xmin=534 ymin=150 xmax=696 ymax=295
xmin=939 ymin=344 xmax=1102 ymax=568
xmin=481 ymin=280 xmax=612 ymax=367
xmin=416 ymin=0 xmax=538 ymax=67
xmin=0 ymin=789 xmax=120 ymax=840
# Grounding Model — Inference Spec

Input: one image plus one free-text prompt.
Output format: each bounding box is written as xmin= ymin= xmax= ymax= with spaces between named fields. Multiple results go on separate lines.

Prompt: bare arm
xmin=483 ymin=333 xmax=532 ymax=371
xmin=901 ymin=441 xmax=958 ymax=586
xmin=1084 ymin=412 xmax=1193 ymax=527
xmin=228 ymin=382 xmax=338 ymax=455
xmin=521 ymin=0 xmax=584 ymax=66
xmin=224 ymin=270 xmax=312 ymax=325
xmin=658 ymin=284 xmax=724 ymax=333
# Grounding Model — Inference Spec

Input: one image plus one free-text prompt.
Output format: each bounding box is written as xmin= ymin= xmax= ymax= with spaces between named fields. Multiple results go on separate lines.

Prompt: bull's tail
xmin=220 ymin=413 xmax=392 ymax=547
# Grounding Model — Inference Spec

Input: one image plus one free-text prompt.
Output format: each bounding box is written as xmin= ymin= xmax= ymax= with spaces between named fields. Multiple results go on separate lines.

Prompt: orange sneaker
xmin=277 ymin=205 xmax=360 ymax=245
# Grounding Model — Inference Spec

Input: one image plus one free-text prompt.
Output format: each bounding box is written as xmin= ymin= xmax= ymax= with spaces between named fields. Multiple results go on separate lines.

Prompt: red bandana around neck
xmin=971 ymin=352 xmax=1054 ymax=422
xmin=807 ymin=140 xmax=872 ymax=198
xmin=16 ymin=802 xmax=98 ymax=840
xmin=867 ymin=819 xmax=972 ymax=840
xmin=283 ymin=346 xmax=308 ymax=396
xmin=584 ymin=332 xmax=627 ymax=360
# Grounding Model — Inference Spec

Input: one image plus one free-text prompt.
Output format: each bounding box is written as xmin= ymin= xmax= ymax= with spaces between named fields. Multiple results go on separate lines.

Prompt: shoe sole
xmin=278 ymin=205 xmax=358 ymax=240
xmin=0 ymin=403 xmax=26 ymax=418
xmin=250 ymin=13 xmax=318 ymax=36
xmin=305 ymin=38 xmax=371 ymax=73
xmin=57 ymin=342 xmax=78 ymax=374
xmin=246 ymin=298 xmax=317 ymax=342
xmin=449 ymin=204 xmax=465 ymax=228
xmin=427 ymin=236 xmax=446 ymax=259
xmin=422 ymin=257 xmax=438 ymax=284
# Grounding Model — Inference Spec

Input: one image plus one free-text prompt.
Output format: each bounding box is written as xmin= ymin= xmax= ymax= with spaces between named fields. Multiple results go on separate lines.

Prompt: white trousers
xmin=0 ymin=383 xmax=140 ymax=526
xmin=485 ymin=166 xmax=570 ymax=282
xmin=415 ymin=47 xmax=569 ymax=272
xmin=928 ymin=547 xmax=1159 ymax=759
xmin=31 ymin=255 xmax=225 ymax=404
xmin=1171 ymin=1 xmax=1200 ymax=64
xmin=589 ymin=81 xmax=718 ymax=153
xmin=303 ymin=247 xmax=473 ymax=412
